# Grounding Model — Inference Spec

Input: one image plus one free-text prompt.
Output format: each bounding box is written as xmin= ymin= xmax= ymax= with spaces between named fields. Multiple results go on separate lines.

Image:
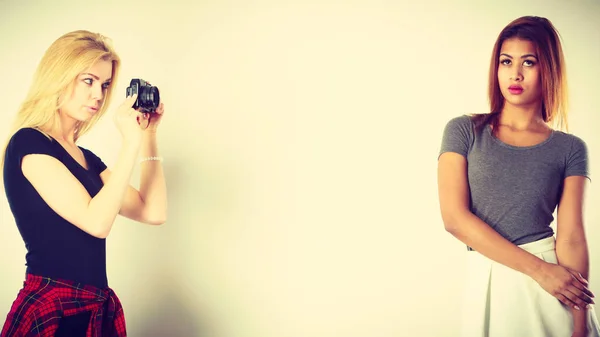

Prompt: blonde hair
xmin=0 ymin=30 xmax=121 ymax=169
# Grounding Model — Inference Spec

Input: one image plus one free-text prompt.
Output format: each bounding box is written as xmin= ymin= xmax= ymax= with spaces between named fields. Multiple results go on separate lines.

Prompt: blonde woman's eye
xmin=83 ymin=78 xmax=93 ymax=85
xmin=102 ymin=83 xmax=111 ymax=90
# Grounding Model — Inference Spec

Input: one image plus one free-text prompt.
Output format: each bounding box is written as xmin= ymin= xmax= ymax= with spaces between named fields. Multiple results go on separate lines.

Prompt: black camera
xmin=126 ymin=78 xmax=160 ymax=113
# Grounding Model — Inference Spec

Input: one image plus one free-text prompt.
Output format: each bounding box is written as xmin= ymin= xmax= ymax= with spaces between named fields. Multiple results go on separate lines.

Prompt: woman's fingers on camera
xmin=126 ymin=94 xmax=138 ymax=105
xmin=119 ymin=95 xmax=137 ymax=113
xmin=139 ymin=115 xmax=150 ymax=129
xmin=121 ymin=108 xmax=141 ymax=124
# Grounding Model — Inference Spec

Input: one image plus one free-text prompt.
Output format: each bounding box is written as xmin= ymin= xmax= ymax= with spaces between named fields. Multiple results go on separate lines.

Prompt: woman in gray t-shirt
xmin=438 ymin=16 xmax=600 ymax=337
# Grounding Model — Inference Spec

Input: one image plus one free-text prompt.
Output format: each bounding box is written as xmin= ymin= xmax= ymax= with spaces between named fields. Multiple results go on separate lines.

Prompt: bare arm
xmin=438 ymin=152 xmax=547 ymax=276
xmin=99 ymin=132 xmax=167 ymax=225
xmin=555 ymin=176 xmax=593 ymax=329
xmin=22 ymin=142 xmax=140 ymax=239
xmin=438 ymin=151 xmax=594 ymax=309
xmin=138 ymin=131 xmax=167 ymax=223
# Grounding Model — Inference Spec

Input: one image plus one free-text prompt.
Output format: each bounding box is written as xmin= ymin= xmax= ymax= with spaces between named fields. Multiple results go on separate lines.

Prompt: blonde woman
xmin=438 ymin=16 xmax=599 ymax=336
xmin=1 ymin=30 xmax=167 ymax=336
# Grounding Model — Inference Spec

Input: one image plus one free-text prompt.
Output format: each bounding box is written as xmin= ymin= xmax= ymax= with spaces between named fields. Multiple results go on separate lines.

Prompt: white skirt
xmin=460 ymin=236 xmax=600 ymax=337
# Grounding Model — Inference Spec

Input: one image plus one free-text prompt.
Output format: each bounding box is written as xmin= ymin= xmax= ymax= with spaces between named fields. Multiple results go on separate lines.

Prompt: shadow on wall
xmin=132 ymin=287 xmax=213 ymax=337
xmin=126 ymin=150 xmax=240 ymax=337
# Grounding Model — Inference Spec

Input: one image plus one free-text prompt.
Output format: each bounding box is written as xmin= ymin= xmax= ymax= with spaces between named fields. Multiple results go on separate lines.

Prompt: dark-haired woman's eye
xmin=524 ymin=60 xmax=535 ymax=67
xmin=500 ymin=59 xmax=511 ymax=65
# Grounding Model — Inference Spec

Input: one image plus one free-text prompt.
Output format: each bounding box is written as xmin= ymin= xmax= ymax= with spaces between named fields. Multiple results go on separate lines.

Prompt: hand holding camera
xmin=126 ymin=79 xmax=160 ymax=113
xmin=125 ymin=78 xmax=164 ymax=132
xmin=114 ymin=94 xmax=144 ymax=147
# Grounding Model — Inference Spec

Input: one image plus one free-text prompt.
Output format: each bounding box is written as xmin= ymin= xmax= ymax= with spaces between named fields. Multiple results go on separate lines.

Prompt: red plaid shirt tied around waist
xmin=1 ymin=273 xmax=126 ymax=337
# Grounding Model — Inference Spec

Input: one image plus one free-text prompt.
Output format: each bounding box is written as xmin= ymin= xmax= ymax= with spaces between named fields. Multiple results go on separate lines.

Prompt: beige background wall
xmin=1 ymin=0 xmax=599 ymax=336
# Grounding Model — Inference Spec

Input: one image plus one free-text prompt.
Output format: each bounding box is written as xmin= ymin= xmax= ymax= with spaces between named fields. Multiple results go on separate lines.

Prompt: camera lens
xmin=139 ymin=85 xmax=160 ymax=111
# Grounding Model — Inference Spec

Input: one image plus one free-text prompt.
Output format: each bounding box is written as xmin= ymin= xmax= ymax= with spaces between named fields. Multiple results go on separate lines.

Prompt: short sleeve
xmin=81 ymin=147 xmax=107 ymax=174
xmin=438 ymin=115 xmax=474 ymax=159
xmin=6 ymin=128 xmax=57 ymax=166
xmin=565 ymin=136 xmax=590 ymax=181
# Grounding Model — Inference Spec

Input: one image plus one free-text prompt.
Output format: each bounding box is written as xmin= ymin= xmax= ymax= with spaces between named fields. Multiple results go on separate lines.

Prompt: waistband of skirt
xmin=467 ymin=236 xmax=555 ymax=254
xmin=516 ymin=236 xmax=555 ymax=254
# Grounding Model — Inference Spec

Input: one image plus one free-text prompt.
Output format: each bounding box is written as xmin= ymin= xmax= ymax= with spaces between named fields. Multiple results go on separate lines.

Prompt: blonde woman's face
xmin=60 ymin=59 xmax=113 ymax=122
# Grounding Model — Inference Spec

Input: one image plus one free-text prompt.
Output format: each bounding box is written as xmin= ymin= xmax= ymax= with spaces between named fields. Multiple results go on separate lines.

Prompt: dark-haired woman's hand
xmin=572 ymin=326 xmax=588 ymax=337
xmin=533 ymin=262 xmax=595 ymax=310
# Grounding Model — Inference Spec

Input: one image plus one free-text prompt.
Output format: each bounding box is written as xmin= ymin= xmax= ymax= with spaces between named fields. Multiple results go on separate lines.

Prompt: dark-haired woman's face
xmin=497 ymin=38 xmax=542 ymax=111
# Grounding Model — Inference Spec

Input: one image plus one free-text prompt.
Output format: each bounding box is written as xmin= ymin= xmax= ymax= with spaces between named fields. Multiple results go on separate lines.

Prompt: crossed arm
xmin=437 ymin=152 xmax=594 ymax=314
xmin=555 ymin=175 xmax=592 ymax=332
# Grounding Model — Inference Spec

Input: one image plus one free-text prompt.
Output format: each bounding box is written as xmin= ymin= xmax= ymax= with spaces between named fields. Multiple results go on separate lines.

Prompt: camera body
xmin=126 ymin=78 xmax=160 ymax=113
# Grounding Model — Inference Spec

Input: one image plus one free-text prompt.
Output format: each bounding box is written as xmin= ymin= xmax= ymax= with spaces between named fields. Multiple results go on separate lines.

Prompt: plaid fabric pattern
xmin=1 ymin=273 xmax=126 ymax=337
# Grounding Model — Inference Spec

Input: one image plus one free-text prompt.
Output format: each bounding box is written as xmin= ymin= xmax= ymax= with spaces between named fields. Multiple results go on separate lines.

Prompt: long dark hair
xmin=472 ymin=16 xmax=568 ymax=133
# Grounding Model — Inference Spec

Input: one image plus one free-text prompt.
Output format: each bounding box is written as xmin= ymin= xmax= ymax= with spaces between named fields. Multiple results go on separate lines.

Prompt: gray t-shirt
xmin=439 ymin=114 xmax=590 ymax=245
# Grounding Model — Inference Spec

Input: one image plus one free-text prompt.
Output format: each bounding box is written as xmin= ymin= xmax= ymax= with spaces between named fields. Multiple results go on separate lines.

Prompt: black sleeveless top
xmin=3 ymin=127 xmax=109 ymax=288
